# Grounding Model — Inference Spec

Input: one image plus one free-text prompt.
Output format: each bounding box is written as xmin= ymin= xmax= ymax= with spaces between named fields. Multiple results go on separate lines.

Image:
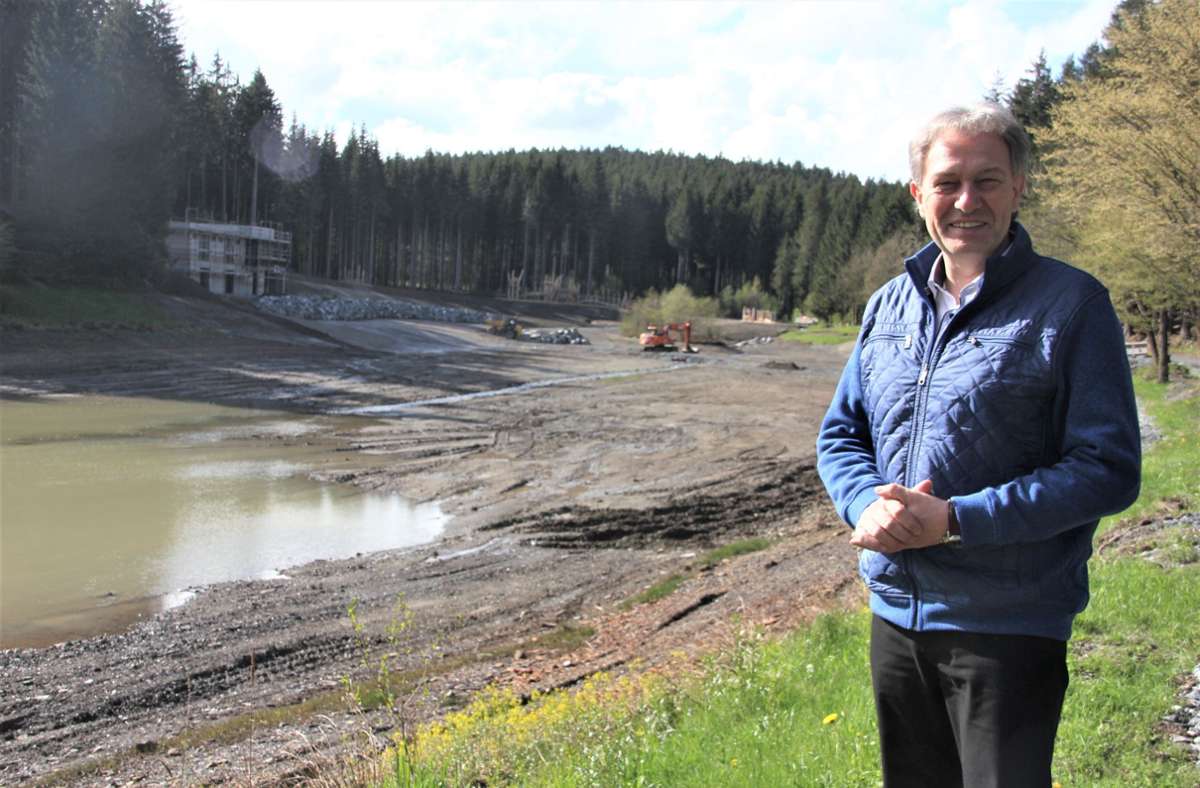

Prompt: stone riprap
xmin=521 ymin=328 xmax=590 ymax=345
xmin=1164 ymin=661 xmax=1200 ymax=767
xmin=255 ymin=295 xmax=497 ymax=324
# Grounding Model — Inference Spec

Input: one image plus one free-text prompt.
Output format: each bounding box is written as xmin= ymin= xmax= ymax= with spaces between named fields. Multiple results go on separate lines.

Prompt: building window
xmin=198 ymin=236 xmax=210 ymax=261
xmin=199 ymin=271 xmax=210 ymax=290
xmin=225 ymin=274 xmax=235 ymax=294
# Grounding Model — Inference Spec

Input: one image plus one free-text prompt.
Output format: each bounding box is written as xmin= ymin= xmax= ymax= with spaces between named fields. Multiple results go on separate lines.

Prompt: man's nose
xmin=955 ymin=184 xmax=981 ymax=212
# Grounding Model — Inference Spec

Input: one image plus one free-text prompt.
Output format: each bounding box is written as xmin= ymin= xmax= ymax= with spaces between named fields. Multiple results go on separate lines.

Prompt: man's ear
xmin=909 ymin=181 xmax=923 ymax=218
xmin=1011 ymin=174 xmax=1025 ymax=212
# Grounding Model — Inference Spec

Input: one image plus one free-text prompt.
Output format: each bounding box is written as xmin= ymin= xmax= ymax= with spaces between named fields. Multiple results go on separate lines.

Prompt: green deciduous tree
xmin=1037 ymin=0 xmax=1199 ymax=382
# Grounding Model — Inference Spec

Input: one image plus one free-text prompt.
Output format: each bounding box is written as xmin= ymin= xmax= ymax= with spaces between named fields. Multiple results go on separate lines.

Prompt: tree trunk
xmin=572 ymin=225 xmax=580 ymax=284
xmin=586 ymin=230 xmax=596 ymax=297
xmin=232 ymin=165 xmax=241 ymax=224
xmin=421 ymin=215 xmax=430 ymax=289
xmin=341 ymin=229 xmax=350 ymax=282
xmin=400 ymin=223 xmax=410 ymax=287
xmin=250 ymin=157 xmax=259 ymax=226
xmin=1157 ymin=308 xmax=1171 ymax=384
xmin=502 ymin=239 xmax=511 ymax=295
xmin=521 ymin=219 xmax=531 ymax=280
xmin=325 ymin=202 xmax=334 ymax=279
xmin=368 ymin=211 xmax=376 ymax=284
xmin=454 ymin=221 xmax=463 ymax=291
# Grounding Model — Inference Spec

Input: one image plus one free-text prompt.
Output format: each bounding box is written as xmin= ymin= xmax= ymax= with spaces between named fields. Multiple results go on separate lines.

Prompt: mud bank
xmin=0 ymin=291 xmax=857 ymax=784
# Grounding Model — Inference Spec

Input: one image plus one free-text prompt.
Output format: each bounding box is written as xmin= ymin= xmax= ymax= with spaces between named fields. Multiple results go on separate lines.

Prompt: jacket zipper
xmin=967 ymin=333 xmax=1033 ymax=350
xmin=904 ymin=292 xmax=965 ymax=629
xmin=908 ymin=298 xmax=981 ymax=482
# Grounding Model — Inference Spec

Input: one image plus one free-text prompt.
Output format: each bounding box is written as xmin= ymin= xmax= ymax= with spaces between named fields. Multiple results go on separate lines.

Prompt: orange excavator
xmin=639 ymin=321 xmax=698 ymax=353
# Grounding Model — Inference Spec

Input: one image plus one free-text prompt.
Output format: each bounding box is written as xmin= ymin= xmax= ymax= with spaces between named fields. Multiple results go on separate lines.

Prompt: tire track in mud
xmin=481 ymin=460 xmax=825 ymax=547
xmin=1 ymin=635 xmax=357 ymax=743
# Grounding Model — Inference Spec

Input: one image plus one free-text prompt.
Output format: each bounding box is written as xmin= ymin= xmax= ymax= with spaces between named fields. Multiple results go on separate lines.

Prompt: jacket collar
xmin=904 ymin=221 xmax=1037 ymax=305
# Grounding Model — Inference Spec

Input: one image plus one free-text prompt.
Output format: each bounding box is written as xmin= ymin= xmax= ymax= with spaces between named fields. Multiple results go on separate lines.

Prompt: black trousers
xmin=869 ymin=615 xmax=1069 ymax=788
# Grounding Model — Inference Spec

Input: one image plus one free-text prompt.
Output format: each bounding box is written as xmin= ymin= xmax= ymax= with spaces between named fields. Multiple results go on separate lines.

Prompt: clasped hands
xmin=850 ymin=479 xmax=952 ymax=553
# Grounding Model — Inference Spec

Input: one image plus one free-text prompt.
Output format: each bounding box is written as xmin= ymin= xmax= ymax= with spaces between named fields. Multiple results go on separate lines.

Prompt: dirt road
xmin=0 ymin=289 xmax=860 ymax=784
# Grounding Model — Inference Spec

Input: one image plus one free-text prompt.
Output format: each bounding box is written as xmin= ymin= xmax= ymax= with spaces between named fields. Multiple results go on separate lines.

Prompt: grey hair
xmin=908 ymin=102 xmax=1031 ymax=185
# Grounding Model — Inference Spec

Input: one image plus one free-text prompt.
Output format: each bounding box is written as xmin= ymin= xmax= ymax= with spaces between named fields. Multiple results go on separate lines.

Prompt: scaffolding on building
xmin=166 ymin=209 xmax=290 ymax=296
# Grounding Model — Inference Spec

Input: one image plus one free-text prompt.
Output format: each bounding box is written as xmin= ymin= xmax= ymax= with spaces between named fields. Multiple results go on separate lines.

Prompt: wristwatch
xmin=941 ymin=503 xmax=962 ymax=545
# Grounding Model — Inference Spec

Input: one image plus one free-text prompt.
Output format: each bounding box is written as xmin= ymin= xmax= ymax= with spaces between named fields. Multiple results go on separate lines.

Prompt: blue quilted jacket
xmin=816 ymin=224 xmax=1140 ymax=640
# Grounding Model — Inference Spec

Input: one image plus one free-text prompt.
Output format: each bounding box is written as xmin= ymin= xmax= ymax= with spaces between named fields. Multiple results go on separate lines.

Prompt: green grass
xmin=1055 ymin=559 xmax=1200 ymax=786
xmin=381 ymin=614 xmax=879 ymax=788
xmin=619 ymin=539 xmax=773 ymax=611
xmin=1100 ymin=376 xmax=1199 ymax=532
xmin=780 ymin=324 xmax=859 ymax=345
xmin=697 ymin=537 xmax=772 ymax=569
xmin=525 ymin=614 xmax=880 ymax=787
xmin=0 ymin=285 xmax=174 ymax=329
xmin=533 ymin=623 xmax=597 ymax=651
xmin=621 ymin=574 xmax=686 ymax=610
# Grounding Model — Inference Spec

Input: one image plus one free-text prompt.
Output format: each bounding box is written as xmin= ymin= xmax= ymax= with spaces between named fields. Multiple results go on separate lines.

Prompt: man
xmin=816 ymin=102 xmax=1140 ymax=787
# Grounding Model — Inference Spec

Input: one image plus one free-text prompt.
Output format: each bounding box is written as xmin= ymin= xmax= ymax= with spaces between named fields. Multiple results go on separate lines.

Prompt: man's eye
xmin=977 ymin=178 xmax=1001 ymax=189
xmin=934 ymin=182 xmax=956 ymax=193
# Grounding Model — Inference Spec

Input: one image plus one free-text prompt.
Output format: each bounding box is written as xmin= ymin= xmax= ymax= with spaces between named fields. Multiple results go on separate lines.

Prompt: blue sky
xmin=172 ymin=1 xmax=1117 ymax=183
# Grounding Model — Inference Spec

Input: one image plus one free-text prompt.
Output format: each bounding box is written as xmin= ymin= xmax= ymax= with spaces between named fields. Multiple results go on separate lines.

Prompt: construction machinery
xmin=486 ymin=318 xmax=523 ymax=339
xmin=639 ymin=322 xmax=698 ymax=353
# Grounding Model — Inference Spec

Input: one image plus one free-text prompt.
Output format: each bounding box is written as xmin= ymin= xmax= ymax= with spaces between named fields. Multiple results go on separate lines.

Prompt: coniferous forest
xmin=1 ymin=0 xmax=1196 ymax=336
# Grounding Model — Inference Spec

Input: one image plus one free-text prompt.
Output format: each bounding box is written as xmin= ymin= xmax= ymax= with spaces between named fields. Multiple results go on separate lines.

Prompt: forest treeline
xmin=0 ymin=0 xmax=1196 ymax=351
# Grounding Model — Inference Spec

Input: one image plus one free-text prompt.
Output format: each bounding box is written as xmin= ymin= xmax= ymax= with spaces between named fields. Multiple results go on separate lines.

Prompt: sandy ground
xmin=0 ymin=288 xmax=862 ymax=785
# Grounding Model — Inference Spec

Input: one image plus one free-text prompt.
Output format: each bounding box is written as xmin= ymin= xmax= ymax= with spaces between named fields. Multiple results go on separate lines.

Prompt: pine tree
xmin=233 ymin=69 xmax=281 ymax=226
xmin=1008 ymin=51 xmax=1060 ymax=166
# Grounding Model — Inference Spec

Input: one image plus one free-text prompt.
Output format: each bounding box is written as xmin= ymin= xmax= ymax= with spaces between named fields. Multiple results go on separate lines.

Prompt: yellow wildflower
xmin=822 ymin=712 xmax=839 ymax=725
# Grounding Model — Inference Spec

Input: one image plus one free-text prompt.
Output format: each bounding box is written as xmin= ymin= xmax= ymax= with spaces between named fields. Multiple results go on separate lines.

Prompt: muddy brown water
xmin=0 ymin=395 xmax=445 ymax=649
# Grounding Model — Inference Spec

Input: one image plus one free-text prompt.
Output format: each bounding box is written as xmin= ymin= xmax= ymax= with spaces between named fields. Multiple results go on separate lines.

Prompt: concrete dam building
xmin=167 ymin=214 xmax=290 ymax=297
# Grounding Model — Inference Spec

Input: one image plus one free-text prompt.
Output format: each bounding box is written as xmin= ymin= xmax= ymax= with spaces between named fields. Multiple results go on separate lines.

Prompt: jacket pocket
xmin=861 ymin=328 xmax=920 ymax=395
xmin=932 ymin=333 xmax=1052 ymax=485
xmin=915 ymin=543 xmax=1030 ymax=607
xmin=859 ymin=549 xmax=911 ymax=597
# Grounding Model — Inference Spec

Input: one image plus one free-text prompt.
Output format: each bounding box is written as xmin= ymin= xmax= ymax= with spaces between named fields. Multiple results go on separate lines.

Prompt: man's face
xmin=909 ymin=129 xmax=1024 ymax=266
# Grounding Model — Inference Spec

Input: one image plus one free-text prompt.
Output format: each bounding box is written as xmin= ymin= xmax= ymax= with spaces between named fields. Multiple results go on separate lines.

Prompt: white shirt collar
xmin=927 ymin=255 xmax=983 ymax=322
xmin=925 ymin=236 xmax=1015 ymax=320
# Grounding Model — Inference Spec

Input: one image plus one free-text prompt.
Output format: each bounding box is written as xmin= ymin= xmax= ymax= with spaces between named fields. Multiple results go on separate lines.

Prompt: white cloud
xmin=171 ymin=0 xmax=1117 ymax=182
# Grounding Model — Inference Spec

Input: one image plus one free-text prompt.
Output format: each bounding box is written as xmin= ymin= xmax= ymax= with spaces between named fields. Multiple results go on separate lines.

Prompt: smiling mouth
xmin=948 ymin=220 xmax=986 ymax=229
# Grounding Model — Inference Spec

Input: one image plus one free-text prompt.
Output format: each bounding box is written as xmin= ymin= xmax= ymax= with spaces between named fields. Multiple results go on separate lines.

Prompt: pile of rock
xmin=520 ymin=328 xmax=590 ymax=345
xmin=734 ymin=336 xmax=775 ymax=348
xmin=1164 ymin=662 xmax=1200 ymax=766
xmin=255 ymin=295 xmax=495 ymax=324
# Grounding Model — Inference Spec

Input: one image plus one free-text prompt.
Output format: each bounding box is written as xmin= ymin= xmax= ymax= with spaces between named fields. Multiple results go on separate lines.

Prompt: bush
xmin=620 ymin=288 xmax=663 ymax=337
xmin=720 ymin=277 xmax=779 ymax=319
xmin=661 ymin=284 xmax=720 ymax=323
xmin=621 ymin=284 xmax=720 ymax=338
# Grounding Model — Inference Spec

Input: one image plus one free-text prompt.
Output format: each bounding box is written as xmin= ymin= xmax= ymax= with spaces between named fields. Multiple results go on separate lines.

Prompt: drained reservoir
xmin=0 ymin=395 xmax=446 ymax=649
